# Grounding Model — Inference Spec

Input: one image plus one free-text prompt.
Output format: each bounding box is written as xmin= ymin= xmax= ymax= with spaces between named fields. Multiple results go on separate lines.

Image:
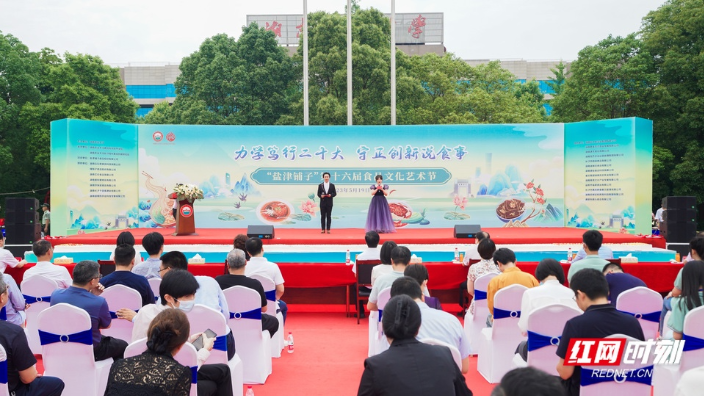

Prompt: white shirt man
xmin=517 ymin=279 xmax=580 ymax=335
xmin=245 ymin=255 xmax=285 ymax=299
xmin=0 ymin=236 xmax=27 ymax=273
xmin=22 ymin=242 xmax=72 ymax=289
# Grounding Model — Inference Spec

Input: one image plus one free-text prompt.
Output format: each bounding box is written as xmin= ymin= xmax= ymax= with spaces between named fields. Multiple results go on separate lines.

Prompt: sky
xmin=0 ymin=0 xmax=667 ymax=65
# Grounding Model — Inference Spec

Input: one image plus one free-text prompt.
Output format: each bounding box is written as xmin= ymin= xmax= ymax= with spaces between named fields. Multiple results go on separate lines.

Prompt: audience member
xmin=2 ymin=273 xmax=27 ymax=326
xmin=357 ymin=295 xmax=472 ymax=396
xmin=390 ymin=277 xmax=470 ymax=373
xmin=245 ymin=237 xmax=288 ymax=323
xmin=567 ymin=230 xmax=609 ymax=282
xmin=602 ymin=262 xmax=646 ymax=305
xmin=367 ymin=246 xmax=411 ymax=312
xmin=216 ymin=248 xmax=279 ymax=337
xmin=516 ymin=258 xmax=579 ymax=360
xmin=668 ymin=260 xmax=704 ymax=339
xmin=50 ymin=260 xmax=128 ymax=361
xmin=108 ymin=231 xmax=143 ymax=265
xmin=371 ymin=240 xmax=397 ymax=285
xmin=660 ymin=236 xmax=704 ymax=332
xmin=464 ymin=238 xmax=499 ymax=315
xmin=463 ymin=231 xmax=490 ymax=265
xmin=100 ymin=244 xmax=155 ymax=306
xmin=491 ymin=367 xmax=566 ymax=396
xmin=22 ymin=240 xmax=72 ymax=288
xmin=487 ymin=248 xmax=538 ymax=323
xmin=132 ymin=232 xmax=164 ymax=279
xmin=0 ymin=276 xmax=65 ymax=396
xmin=0 ymin=233 xmax=27 ymax=272
xmin=104 ymin=309 xmax=193 ymax=396
xmin=227 ymin=234 xmax=251 ymax=275
xmin=556 ymin=269 xmax=644 ymax=396
xmin=122 ymin=270 xmax=233 ymax=396
xmin=571 ymin=246 xmax=613 ymax=263
xmin=356 ymin=231 xmax=381 ymax=261
xmin=404 ymin=263 xmax=441 ymax=309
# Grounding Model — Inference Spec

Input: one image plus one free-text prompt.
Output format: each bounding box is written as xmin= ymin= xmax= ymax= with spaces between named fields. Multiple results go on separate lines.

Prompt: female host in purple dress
xmin=365 ymin=175 xmax=396 ymax=233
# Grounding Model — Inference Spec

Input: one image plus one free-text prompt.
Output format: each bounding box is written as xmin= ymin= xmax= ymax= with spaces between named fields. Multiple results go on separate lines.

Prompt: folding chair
xmin=356 ymin=260 xmax=381 ymax=324
xmin=101 ymin=285 xmax=142 ymax=343
xmin=21 ymin=275 xmax=58 ymax=355
xmin=616 ymin=286 xmax=663 ymax=340
xmin=368 ymin=287 xmax=391 ymax=357
xmin=249 ymin=274 xmax=284 ymax=358
xmin=148 ymin=278 xmax=161 ymax=303
xmin=460 ymin=259 xmax=481 ymax=311
xmin=420 ymin=337 xmax=462 ymax=370
xmin=125 ymin=338 xmax=198 ymax=396
xmin=463 ymin=272 xmax=499 ymax=355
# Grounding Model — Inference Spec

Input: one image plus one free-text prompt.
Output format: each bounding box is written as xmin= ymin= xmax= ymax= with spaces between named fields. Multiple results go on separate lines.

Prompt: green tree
xmin=546 ymin=61 xmax=568 ymax=96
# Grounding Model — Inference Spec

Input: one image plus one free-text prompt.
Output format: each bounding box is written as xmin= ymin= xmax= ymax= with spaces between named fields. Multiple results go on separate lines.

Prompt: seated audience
xmin=0 ymin=233 xmax=27 ymax=272
xmin=367 ymin=246 xmax=411 ymax=312
xmin=108 ymin=230 xmax=143 ymax=265
xmin=602 ymin=262 xmax=646 ymax=305
xmin=104 ymin=309 xmax=193 ymax=396
xmin=567 ymin=230 xmax=609 ymax=282
xmin=661 ymin=236 xmax=704 ymax=332
xmin=132 ymin=231 xmax=165 ymax=279
xmin=226 ymin=234 xmax=250 ymax=275
xmin=465 ymin=238 xmax=500 ymax=315
xmin=123 ymin=269 xmax=233 ymax=396
xmin=404 ymin=264 xmax=441 ymax=310
xmin=0 ymin=277 xmax=65 ymax=396
xmin=463 ymin=231 xmax=490 ymax=265
xmin=390 ymin=277 xmax=470 ymax=374
xmin=100 ymin=244 xmax=155 ymax=306
xmin=50 ymin=260 xmax=128 ymax=361
xmin=216 ymin=248 xmax=279 ymax=337
xmin=357 ymin=231 xmax=381 ymax=261
xmin=371 ymin=240 xmax=397 ymax=286
xmin=668 ymin=260 xmax=704 ymax=340
xmin=245 ymin=237 xmax=288 ymax=323
xmin=22 ymin=240 xmax=72 ymax=288
xmin=491 ymin=367 xmax=566 ymax=396
xmin=556 ymin=269 xmax=644 ymax=396
xmin=571 ymin=245 xmax=613 ymax=263
xmin=357 ymin=295 xmax=473 ymax=396
xmin=2 ymin=273 xmax=27 ymax=326
xmin=487 ymin=248 xmax=538 ymax=323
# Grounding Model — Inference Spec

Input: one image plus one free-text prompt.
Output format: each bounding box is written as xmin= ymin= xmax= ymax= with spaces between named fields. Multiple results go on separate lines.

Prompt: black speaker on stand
xmin=4 ymin=197 xmax=41 ymax=253
xmin=660 ymin=196 xmax=697 ymax=243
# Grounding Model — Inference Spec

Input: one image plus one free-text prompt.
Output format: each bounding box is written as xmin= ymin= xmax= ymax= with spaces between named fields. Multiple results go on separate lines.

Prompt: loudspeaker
xmin=663 ymin=209 xmax=697 ymax=223
xmin=660 ymin=222 xmax=697 ymax=243
xmin=667 ymin=243 xmax=692 ymax=259
xmin=4 ymin=223 xmax=41 ymax=244
xmin=5 ymin=197 xmax=40 ymax=214
xmin=664 ymin=196 xmax=696 ymax=211
xmin=5 ymin=210 xmax=40 ymax=225
xmin=454 ymin=224 xmax=482 ymax=238
xmin=247 ymin=225 xmax=275 ymax=239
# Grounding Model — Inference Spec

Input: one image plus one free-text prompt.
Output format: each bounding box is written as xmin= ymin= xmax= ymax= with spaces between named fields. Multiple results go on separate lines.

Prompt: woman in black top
xmin=104 ymin=309 xmax=192 ymax=396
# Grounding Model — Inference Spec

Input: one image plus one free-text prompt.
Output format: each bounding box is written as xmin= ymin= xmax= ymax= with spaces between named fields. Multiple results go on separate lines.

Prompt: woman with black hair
xmin=109 ymin=231 xmax=144 ymax=264
xmin=404 ymin=263 xmax=442 ymax=310
xmin=668 ymin=260 xmax=704 ymax=339
xmin=371 ymin=241 xmax=398 ymax=286
xmin=357 ymin=295 xmax=473 ymax=396
xmin=104 ymin=309 xmax=192 ymax=395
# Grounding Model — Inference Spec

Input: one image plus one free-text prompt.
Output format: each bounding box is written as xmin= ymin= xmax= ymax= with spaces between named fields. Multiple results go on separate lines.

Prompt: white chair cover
xmin=101 ymin=285 xmax=142 ymax=343
xmin=368 ymin=287 xmax=391 ymax=357
xmin=21 ymin=275 xmax=58 ymax=355
xmin=125 ymin=338 xmax=198 ymax=396
xmin=37 ymin=303 xmax=112 ymax=396
xmin=148 ymin=278 xmax=161 ymax=303
xmin=522 ymin=303 xmax=581 ymax=375
xmin=223 ymin=286 xmax=272 ymax=384
xmin=616 ymin=286 xmax=663 ymax=340
xmin=477 ymin=284 xmax=528 ymax=383
xmin=0 ymin=343 xmax=8 ymax=396
xmin=464 ymin=272 xmax=499 ymax=355
xmin=654 ymin=305 xmax=704 ymax=396
xmin=186 ymin=304 xmax=244 ymax=396
xmin=420 ymin=337 xmax=462 ymax=370
xmin=248 ymin=274 xmax=284 ymax=358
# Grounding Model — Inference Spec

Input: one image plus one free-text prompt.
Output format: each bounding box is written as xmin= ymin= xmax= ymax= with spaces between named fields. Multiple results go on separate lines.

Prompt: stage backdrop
xmin=50 ymin=118 xmax=652 ymax=236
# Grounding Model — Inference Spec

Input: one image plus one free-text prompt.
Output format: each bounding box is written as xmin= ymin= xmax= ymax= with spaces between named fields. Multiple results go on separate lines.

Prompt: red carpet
xmin=52 ymin=227 xmax=665 ymax=248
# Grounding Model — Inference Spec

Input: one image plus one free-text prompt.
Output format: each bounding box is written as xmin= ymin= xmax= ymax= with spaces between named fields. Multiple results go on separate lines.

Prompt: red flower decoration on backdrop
xmin=536 ymin=187 xmax=544 ymax=196
xmin=526 ymin=181 xmax=534 ymax=189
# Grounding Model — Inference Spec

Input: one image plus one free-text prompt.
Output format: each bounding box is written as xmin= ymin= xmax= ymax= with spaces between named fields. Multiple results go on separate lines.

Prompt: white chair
xmin=186 ymin=304 xmax=244 ymax=396
xmin=653 ymin=305 xmax=704 ymax=396
xmin=21 ymin=275 xmax=59 ymax=355
xmin=616 ymin=286 xmax=663 ymax=340
xmin=464 ymin=272 xmax=499 ymax=355
xmin=368 ymin=287 xmax=391 ymax=357
xmin=0 ymin=343 xmax=8 ymax=396
xmin=477 ymin=284 xmax=528 ymax=383
xmin=511 ymin=303 xmax=582 ymax=375
xmin=125 ymin=338 xmax=198 ymax=396
xmin=420 ymin=337 xmax=462 ymax=370
xmin=223 ymin=286 xmax=272 ymax=384
xmin=580 ymin=334 xmax=654 ymax=396
xmin=249 ymin=274 xmax=284 ymax=358
xmin=37 ymin=303 xmax=113 ymax=396
xmin=101 ymin=285 xmax=142 ymax=343
xmin=148 ymin=278 xmax=161 ymax=303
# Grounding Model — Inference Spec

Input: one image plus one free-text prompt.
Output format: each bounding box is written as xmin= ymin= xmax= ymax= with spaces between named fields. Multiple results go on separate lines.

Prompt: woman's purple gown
xmin=365 ymin=184 xmax=396 ymax=233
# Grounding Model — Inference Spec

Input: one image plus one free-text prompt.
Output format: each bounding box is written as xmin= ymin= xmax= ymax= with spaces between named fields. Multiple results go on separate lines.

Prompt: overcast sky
xmin=1 ymin=0 xmax=666 ymax=65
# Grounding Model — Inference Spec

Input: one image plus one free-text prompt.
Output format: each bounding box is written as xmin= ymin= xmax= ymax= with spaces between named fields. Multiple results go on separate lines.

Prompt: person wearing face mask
xmin=123 ymin=269 xmax=234 ymax=396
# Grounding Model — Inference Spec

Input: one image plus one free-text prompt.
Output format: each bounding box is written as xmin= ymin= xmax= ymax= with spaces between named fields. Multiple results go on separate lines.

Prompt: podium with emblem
xmin=170 ymin=185 xmax=202 ymax=236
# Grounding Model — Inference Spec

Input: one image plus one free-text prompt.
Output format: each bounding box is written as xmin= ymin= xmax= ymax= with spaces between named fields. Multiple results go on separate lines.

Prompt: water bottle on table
xmin=287 ymin=332 xmax=294 ymax=353
xmin=246 ymin=386 xmax=254 ymax=396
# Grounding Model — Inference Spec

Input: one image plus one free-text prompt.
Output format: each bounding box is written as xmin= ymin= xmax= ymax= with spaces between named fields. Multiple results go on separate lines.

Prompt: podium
xmin=171 ymin=194 xmax=197 ymax=236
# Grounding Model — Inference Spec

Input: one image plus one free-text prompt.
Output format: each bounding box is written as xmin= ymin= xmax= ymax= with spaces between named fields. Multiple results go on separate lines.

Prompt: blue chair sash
xmin=0 ymin=359 xmax=7 ymax=385
xmin=618 ymin=309 xmax=660 ymax=323
xmin=213 ymin=335 xmax=228 ymax=352
xmin=0 ymin=306 xmax=6 ymax=321
xmin=190 ymin=366 xmax=198 ymax=384
xmin=378 ymin=309 xmax=383 ymax=323
xmin=527 ymin=331 xmax=561 ymax=352
xmin=229 ymin=308 xmax=262 ymax=320
xmin=265 ymin=290 xmax=276 ymax=302
xmin=581 ymin=365 xmax=653 ymax=387
xmin=23 ymin=294 xmax=51 ymax=304
xmin=474 ymin=290 xmax=487 ymax=301
xmin=683 ymin=333 xmax=704 ymax=352
xmin=110 ymin=309 xmax=138 ymax=319
xmin=38 ymin=329 xmax=93 ymax=346
xmin=493 ymin=308 xmax=521 ymax=320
